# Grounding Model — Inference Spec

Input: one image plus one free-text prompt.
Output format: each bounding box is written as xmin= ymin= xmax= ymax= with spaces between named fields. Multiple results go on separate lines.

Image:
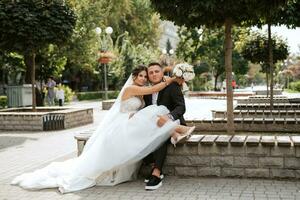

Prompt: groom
xmin=143 ymin=62 xmax=186 ymax=190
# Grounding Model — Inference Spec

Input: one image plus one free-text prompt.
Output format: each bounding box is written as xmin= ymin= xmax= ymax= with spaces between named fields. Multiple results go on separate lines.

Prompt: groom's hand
xmin=157 ymin=115 xmax=170 ymax=127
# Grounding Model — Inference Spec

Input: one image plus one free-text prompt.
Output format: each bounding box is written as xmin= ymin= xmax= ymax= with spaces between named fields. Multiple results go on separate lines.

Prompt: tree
xmin=241 ymin=32 xmax=289 ymax=96
xmin=0 ymin=52 xmax=26 ymax=85
xmin=200 ymin=28 xmax=248 ymax=90
xmin=249 ymin=0 xmax=300 ymax=108
xmin=61 ymin=0 xmax=161 ymax=91
xmin=0 ymin=0 xmax=76 ymax=110
xmin=150 ymin=0 xmax=286 ymax=133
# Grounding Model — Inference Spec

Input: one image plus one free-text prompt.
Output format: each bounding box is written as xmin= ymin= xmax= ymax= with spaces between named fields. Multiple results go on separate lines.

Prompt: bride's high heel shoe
xmin=170 ymin=126 xmax=195 ymax=147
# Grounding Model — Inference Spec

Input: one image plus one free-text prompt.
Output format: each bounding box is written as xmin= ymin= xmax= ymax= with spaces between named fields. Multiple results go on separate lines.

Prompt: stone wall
xmin=75 ymin=133 xmax=300 ymax=179
xmin=163 ymin=135 xmax=300 ymax=179
xmin=102 ymin=100 xmax=115 ymax=110
xmin=64 ymin=108 xmax=93 ymax=129
xmin=187 ymin=119 xmax=300 ymax=132
xmin=0 ymin=107 xmax=93 ymax=131
xmin=0 ymin=113 xmax=44 ymax=131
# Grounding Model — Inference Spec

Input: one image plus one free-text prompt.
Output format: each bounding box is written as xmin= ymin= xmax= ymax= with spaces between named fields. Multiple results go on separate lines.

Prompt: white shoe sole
xmin=145 ymin=181 xmax=162 ymax=190
xmin=144 ymin=174 xmax=164 ymax=183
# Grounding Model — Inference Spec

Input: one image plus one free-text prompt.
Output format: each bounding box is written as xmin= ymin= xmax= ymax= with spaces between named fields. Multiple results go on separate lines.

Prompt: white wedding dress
xmin=11 ymin=95 xmax=177 ymax=193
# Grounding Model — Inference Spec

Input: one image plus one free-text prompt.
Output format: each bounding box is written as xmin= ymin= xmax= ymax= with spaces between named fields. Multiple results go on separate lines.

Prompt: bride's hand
xmin=171 ymin=77 xmax=185 ymax=85
xmin=164 ymin=76 xmax=176 ymax=85
xmin=164 ymin=76 xmax=185 ymax=86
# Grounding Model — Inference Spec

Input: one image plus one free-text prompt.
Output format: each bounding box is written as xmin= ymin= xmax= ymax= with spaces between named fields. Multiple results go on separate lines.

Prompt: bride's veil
xmin=83 ymin=75 xmax=133 ymax=152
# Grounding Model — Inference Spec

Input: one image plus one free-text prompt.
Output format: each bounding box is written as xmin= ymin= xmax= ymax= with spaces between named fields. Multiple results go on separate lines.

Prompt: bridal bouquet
xmin=172 ymin=63 xmax=195 ymax=82
xmin=172 ymin=63 xmax=195 ymax=94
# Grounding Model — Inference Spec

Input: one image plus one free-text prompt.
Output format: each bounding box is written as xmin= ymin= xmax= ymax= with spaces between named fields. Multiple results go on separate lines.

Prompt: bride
xmin=11 ymin=65 xmax=194 ymax=193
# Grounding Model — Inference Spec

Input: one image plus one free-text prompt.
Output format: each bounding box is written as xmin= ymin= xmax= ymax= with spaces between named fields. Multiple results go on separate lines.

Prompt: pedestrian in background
xmin=56 ymin=83 xmax=65 ymax=106
xmin=46 ymin=77 xmax=56 ymax=106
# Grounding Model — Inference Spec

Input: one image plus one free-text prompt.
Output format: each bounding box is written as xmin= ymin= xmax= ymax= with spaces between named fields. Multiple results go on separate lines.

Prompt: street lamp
xmin=95 ymin=26 xmax=113 ymax=100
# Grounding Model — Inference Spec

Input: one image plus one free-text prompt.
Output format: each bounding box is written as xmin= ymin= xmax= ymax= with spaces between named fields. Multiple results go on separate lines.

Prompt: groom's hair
xmin=148 ymin=62 xmax=162 ymax=69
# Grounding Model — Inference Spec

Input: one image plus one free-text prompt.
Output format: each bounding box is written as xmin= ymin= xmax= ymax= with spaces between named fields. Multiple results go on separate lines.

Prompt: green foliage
xmin=0 ymin=52 xmax=26 ymax=85
xmin=150 ymin=0 xmax=285 ymax=28
xmin=0 ymin=0 xmax=76 ymax=54
xmin=176 ymin=27 xmax=249 ymax=90
xmin=191 ymin=76 xmax=212 ymax=91
xmin=289 ymin=81 xmax=300 ymax=92
xmin=57 ymin=85 xmax=74 ymax=102
xmin=77 ymin=91 xmax=119 ymax=101
xmin=241 ymin=32 xmax=289 ymax=66
xmin=0 ymin=96 xmax=7 ymax=108
xmin=109 ymin=32 xmax=160 ymax=89
xmin=62 ymin=0 xmax=161 ymax=91
xmin=252 ymin=0 xmax=300 ymax=28
xmin=36 ymin=44 xmax=67 ymax=82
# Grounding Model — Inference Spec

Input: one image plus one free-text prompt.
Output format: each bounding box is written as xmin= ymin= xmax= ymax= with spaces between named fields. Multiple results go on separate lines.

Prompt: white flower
xmin=175 ymin=70 xmax=183 ymax=77
xmin=173 ymin=63 xmax=195 ymax=82
xmin=183 ymin=73 xmax=190 ymax=81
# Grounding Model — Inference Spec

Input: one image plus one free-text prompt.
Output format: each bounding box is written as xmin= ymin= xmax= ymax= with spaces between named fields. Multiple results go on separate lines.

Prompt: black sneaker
xmin=144 ymin=173 xmax=164 ymax=183
xmin=145 ymin=175 xmax=162 ymax=190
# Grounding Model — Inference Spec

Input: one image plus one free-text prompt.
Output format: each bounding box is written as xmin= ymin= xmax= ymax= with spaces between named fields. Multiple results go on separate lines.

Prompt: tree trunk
xmin=31 ymin=52 xmax=36 ymax=111
xmin=268 ymin=24 xmax=274 ymax=110
xmin=214 ymin=74 xmax=219 ymax=91
xmin=24 ymin=53 xmax=33 ymax=84
xmin=266 ymin=71 xmax=269 ymax=97
xmin=225 ymin=18 xmax=234 ymax=134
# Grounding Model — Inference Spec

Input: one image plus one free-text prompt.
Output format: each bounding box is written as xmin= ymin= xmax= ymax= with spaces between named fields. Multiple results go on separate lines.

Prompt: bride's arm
xmin=124 ymin=77 xmax=176 ymax=97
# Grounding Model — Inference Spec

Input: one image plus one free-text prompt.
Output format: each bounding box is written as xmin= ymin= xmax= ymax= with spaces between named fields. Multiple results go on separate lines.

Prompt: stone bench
xmin=213 ymin=109 xmax=300 ymax=119
xmin=186 ymin=118 xmax=300 ymax=132
xmin=102 ymin=99 xmax=115 ymax=110
xmin=248 ymin=95 xmax=287 ymax=99
xmin=188 ymin=91 xmax=254 ymax=99
xmin=74 ymin=133 xmax=300 ymax=179
xmin=0 ymin=107 xmax=93 ymax=131
xmin=236 ymin=103 xmax=300 ymax=110
xmin=255 ymin=89 xmax=282 ymax=95
xmin=74 ymin=130 xmax=93 ymax=156
xmin=237 ymin=98 xmax=289 ymax=104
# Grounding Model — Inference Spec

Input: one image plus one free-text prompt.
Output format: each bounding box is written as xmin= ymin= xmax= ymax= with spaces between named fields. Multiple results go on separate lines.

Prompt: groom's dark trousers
xmin=143 ymin=82 xmax=186 ymax=171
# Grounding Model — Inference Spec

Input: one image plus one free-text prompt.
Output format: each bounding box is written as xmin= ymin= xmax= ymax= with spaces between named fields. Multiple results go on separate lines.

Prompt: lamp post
xmin=95 ymin=26 xmax=113 ymax=100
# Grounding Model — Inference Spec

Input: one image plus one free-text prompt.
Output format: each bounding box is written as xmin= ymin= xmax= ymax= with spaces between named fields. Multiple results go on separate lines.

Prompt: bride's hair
xmin=132 ymin=65 xmax=147 ymax=78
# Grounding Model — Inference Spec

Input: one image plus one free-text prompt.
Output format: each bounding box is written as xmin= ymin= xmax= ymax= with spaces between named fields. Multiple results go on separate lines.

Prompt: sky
xmin=253 ymin=25 xmax=300 ymax=55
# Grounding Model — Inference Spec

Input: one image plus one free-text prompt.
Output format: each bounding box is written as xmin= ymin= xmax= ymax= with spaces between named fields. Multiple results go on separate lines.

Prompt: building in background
xmin=159 ymin=21 xmax=179 ymax=51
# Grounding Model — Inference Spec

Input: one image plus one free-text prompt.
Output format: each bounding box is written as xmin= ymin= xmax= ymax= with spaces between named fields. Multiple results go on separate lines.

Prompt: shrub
xmin=77 ymin=91 xmax=119 ymax=101
xmin=289 ymin=81 xmax=300 ymax=92
xmin=62 ymin=85 xmax=75 ymax=102
xmin=0 ymin=96 xmax=7 ymax=108
xmin=53 ymin=85 xmax=75 ymax=103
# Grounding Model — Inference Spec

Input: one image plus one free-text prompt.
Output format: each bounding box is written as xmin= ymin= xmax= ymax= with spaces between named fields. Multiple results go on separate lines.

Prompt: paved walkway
xmin=1 ymin=99 xmax=300 ymax=199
